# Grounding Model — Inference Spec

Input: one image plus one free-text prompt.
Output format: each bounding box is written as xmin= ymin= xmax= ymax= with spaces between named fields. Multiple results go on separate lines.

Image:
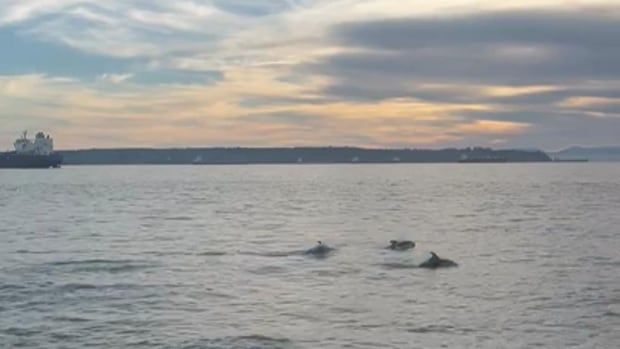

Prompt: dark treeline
xmin=58 ymin=147 xmax=551 ymax=165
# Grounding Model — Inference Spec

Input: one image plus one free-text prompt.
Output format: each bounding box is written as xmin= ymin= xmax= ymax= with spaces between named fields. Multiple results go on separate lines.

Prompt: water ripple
xmin=1 ymin=164 xmax=619 ymax=349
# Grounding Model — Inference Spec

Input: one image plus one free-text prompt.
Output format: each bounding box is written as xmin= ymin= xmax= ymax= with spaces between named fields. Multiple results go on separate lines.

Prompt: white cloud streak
xmin=97 ymin=73 xmax=133 ymax=84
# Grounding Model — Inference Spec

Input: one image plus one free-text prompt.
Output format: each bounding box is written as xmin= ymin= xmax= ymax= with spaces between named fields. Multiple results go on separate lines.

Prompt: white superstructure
xmin=14 ymin=131 xmax=55 ymax=155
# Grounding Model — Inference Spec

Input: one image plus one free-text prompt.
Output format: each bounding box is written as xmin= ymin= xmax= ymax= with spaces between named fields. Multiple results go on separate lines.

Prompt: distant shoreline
xmin=57 ymin=146 xmax=552 ymax=165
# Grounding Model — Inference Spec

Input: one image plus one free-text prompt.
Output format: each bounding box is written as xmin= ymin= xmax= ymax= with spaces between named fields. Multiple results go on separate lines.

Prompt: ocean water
xmin=0 ymin=164 xmax=619 ymax=349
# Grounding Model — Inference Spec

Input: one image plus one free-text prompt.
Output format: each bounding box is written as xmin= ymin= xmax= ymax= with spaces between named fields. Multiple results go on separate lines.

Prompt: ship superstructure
xmin=14 ymin=131 xmax=55 ymax=155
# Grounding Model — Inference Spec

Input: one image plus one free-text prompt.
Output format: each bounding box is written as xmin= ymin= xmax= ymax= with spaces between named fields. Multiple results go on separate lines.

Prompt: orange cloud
xmin=456 ymin=120 xmax=530 ymax=135
xmin=558 ymin=96 xmax=620 ymax=108
xmin=1 ymin=70 xmax=531 ymax=149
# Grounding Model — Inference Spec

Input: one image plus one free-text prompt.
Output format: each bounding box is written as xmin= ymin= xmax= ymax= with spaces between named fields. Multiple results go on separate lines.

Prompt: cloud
xmin=0 ymin=0 xmax=85 ymax=24
xmin=0 ymin=28 xmax=141 ymax=77
xmin=131 ymin=69 xmax=223 ymax=85
xmin=1 ymin=1 xmax=620 ymax=149
xmin=0 ymin=26 xmax=224 ymax=85
xmin=316 ymin=10 xmax=620 ymax=86
xmin=333 ymin=10 xmax=620 ymax=51
xmin=98 ymin=73 xmax=133 ymax=84
xmin=294 ymin=7 xmax=620 ymax=148
xmin=211 ymin=0 xmax=302 ymax=17
xmin=2 ymin=2 xmax=233 ymax=59
xmin=455 ymin=120 xmax=530 ymax=135
xmin=307 ymin=7 xmax=620 ymax=106
xmin=0 ymin=71 xmax=524 ymax=149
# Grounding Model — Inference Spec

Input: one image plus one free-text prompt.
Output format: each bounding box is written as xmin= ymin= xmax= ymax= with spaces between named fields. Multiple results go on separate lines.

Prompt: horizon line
xmin=56 ymin=145 xmax=548 ymax=152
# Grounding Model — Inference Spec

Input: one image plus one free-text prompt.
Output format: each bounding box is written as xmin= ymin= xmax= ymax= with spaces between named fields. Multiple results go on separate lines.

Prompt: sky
xmin=1 ymin=0 xmax=619 ymax=150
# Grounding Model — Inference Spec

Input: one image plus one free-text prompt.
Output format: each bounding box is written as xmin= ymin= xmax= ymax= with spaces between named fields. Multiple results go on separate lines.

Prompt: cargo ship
xmin=0 ymin=131 xmax=63 ymax=169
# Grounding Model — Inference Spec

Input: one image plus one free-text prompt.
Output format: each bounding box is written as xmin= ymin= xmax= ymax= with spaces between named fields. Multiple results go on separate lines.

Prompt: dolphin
xmin=304 ymin=241 xmax=334 ymax=256
xmin=387 ymin=240 xmax=416 ymax=251
xmin=418 ymin=252 xmax=458 ymax=269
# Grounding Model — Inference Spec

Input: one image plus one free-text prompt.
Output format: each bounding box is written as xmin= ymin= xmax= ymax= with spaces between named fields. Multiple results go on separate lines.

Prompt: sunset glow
xmin=1 ymin=0 xmax=619 ymax=149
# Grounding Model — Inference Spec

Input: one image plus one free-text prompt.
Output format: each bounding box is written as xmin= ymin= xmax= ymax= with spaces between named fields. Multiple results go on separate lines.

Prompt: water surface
xmin=1 ymin=164 xmax=619 ymax=348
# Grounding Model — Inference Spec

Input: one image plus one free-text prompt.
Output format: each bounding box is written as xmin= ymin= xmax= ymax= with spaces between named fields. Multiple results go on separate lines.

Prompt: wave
xmin=180 ymin=335 xmax=292 ymax=349
xmin=238 ymin=250 xmax=304 ymax=258
xmin=15 ymin=249 xmax=57 ymax=255
xmin=2 ymin=327 xmax=40 ymax=337
xmin=247 ymin=265 xmax=289 ymax=275
xmin=50 ymin=332 xmax=78 ymax=341
xmin=56 ymin=283 xmax=141 ymax=293
xmin=49 ymin=259 xmax=136 ymax=266
xmin=407 ymin=324 xmax=476 ymax=334
xmin=140 ymin=215 xmax=194 ymax=221
xmin=198 ymin=249 xmax=337 ymax=258
xmin=0 ymin=283 xmax=28 ymax=291
xmin=406 ymin=324 xmax=456 ymax=334
xmin=58 ymin=283 xmax=98 ymax=291
xmin=49 ymin=316 xmax=91 ymax=323
xmin=47 ymin=259 xmax=155 ymax=273
xmin=197 ymin=251 xmax=228 ymax=256
xmin=380 ymin=262 xmax=420 ymax=269
xmin=198 ymin=246 xmax=338 ymax=259
xmin=141 ymin=250 xmax=201 ymax=257
xmin=163 ymin=216 xmax=194 ymax=221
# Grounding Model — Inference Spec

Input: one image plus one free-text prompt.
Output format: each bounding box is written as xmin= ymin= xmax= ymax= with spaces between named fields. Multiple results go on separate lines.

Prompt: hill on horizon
xmin=58 ymin=146 xmax=551 ymax=165
xmin=549 ymin=146 xmax=620 ymax=161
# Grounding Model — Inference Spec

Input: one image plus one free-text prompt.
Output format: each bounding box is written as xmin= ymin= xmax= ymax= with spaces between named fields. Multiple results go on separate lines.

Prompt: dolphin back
xmin=418 ymin=253 xmax=458 ymax=269
xmin=304 ymin=244 xmax=334 ymax=256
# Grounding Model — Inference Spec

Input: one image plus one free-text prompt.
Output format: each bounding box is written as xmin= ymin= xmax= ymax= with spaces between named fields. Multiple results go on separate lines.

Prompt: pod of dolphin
xmin=304 ymin=240 xmax=458 ymax=269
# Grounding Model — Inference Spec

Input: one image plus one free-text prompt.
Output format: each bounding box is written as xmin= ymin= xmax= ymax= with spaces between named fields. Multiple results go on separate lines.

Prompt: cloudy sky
xmin=1 ymin=0 xmax=619 ymax=150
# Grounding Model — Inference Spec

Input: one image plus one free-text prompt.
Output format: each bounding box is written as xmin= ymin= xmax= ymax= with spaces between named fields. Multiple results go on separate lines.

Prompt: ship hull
xmin=0 ymin=152 xmax=63 ymax=169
